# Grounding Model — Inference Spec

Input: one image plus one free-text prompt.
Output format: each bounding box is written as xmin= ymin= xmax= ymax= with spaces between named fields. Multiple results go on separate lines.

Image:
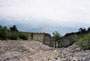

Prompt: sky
xmin=0 ymin=0 xmax=90 ymax=35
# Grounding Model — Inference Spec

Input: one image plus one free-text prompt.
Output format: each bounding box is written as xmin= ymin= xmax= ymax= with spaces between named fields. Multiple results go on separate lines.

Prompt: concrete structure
xmin=25 ymin=32 xmax=51 ymax=45
xmin=49 ymin=37 xmax=75 ymax=48
xmin=56 ymin=37 xmax=75 ymax=48
xmin=22 ymin=32 xmax=75 ymax=48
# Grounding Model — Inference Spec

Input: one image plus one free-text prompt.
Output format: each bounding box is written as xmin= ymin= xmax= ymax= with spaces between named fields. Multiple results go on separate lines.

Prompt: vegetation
xmin=10 ymin=25 xmax=18 ymax=32
xmin=0 ymin=25 xmax=29 ymax=40
xmin=52 ymin=31 xmax=61 ymax=48
xmin=64 ymin=27 xmax=90 ymax=50
xmin=1 ymin=24 xmax=90 ymax=50
xmin=19 ymin=32 xmax=28 ymax=40
xmin=76 ymin=34 xmax=90 ymax=50
xmin=53 ymin=31 xmax=61 ymax=40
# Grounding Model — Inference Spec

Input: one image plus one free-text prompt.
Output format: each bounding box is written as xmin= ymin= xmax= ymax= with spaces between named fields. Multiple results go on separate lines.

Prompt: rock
xmin=0 ymin=40 xmax=90 ymax=61
xmin=52 ymin=57 xmax=61 ymax=61
xmin=0 ymin=40 xmax=57 ymax=61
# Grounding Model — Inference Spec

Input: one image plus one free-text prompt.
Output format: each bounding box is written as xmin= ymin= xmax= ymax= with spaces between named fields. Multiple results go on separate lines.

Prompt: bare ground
xmin=0 ymin=40 xmax=58 ymax=61
xmin=0 ymin=40 xmax=90 ymax=61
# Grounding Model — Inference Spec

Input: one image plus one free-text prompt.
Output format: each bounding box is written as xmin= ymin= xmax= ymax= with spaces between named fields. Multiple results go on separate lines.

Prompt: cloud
xmin=0 ymin=0 xmax=90 ymax=35
xmin=0 ymin=0 xmax=90 ymax=20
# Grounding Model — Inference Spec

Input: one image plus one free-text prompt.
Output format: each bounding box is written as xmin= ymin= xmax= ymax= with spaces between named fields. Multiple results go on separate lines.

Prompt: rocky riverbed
xmin=0 ymin=40 xmax=90 ymax=61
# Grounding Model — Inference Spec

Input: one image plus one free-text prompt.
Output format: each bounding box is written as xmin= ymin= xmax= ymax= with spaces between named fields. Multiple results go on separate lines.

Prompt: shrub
xmin=8 ymin=32 xmax=19 ymax=40
xmin=19 ymin=33 xmax=28 ymax=40
xmin=0 ymin=27 xmax=8 ymax=40
xmin=76 ymin=34 xmax=90 ymax=50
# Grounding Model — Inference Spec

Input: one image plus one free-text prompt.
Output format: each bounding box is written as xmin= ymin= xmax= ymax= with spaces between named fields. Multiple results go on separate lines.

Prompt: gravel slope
xmin=0 ymin=40 xmax=58 ymax=61
xmin=0 ymin=40 xmax=90 ymax=61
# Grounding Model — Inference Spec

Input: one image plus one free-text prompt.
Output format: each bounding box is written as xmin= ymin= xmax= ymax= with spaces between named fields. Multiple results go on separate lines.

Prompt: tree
xmin=0 ymin=26 xmax=8 ymax=40
xmin=10 ymin=25 xmax=18 ymax=32
xmin=87 ymin=27 xmax=90 ymax=33
xmin=53 ymin=31 xmax=61 ymax=48
xmin=53 ymin=31 xmax=61 ymax=40
xmin=0 ymin=25 xmax=2 ymax=30
xmin=79 ymin=28 xmax=86 ymax=33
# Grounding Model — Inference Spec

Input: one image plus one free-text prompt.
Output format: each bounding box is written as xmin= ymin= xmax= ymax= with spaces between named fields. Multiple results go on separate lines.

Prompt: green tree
xmin=0 ymin=26 xmax=8 ymax=40
xmin=0 ymin=25 xmax=29 ymax=40
xmin=10 ymin=25 xmax=18 ymax=32
xmin=79 ymin=28 xmax=86 ymax=33
xmin=87 ymin=27 xmax=90 ymax=33
xmin=53 ymin=31 xmax=61 ymax=40
xmin=53 ymin=31 xmax=61 ymax=48
xmin=0 ymin=25 xmax=2 ymax=30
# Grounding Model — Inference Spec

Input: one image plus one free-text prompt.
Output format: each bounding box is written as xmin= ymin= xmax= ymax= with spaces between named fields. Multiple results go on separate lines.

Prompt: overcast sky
xmin=0 ymin=0 xmax=90 ymax=35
